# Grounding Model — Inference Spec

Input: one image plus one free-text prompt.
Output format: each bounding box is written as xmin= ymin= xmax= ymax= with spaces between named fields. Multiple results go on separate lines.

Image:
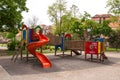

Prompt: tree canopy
xmin=108 ymin=28 xmax=120 ymax=50
xmin=48 ymin=0 xmax=67 ymax=35
xmin=0 ymin=0 xmax=28 ymax=32
xmin=48 ymin=0 xmax=113 ymax=40
xmin=106 ymin=0 xmax=120 ymax=16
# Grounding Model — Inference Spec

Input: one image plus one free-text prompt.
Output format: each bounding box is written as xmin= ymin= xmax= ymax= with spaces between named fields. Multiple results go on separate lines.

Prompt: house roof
xmin=92 ymin=14 xmax=113 ymax=18
xmin=91 ymin=14 xmax=120 ymax=29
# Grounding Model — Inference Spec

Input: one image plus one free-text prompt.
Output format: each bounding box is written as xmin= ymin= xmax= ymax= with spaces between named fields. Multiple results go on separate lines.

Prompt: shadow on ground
xmin=0 ymin=53 xmax=119 ymax=76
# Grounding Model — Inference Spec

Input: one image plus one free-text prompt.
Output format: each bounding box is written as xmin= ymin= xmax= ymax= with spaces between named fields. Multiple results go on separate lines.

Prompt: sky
xmin=22 ymin=0 xmax=109 ymax=26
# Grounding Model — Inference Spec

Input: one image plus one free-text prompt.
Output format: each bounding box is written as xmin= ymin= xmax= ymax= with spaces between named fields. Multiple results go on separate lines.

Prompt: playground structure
xmin=46 ymin=32 xmax=107 ymax=62
xmin=12 ymin=24 xmax=52 ymax=68
xmin=12 ymin=24 xmax=107 ymax=69
xmin=46 ymin=33 xmax=82 ymax=56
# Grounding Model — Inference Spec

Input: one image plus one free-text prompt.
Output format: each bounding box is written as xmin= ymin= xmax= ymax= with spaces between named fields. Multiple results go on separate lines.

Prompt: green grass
xmin=105 ymin=47 xmax=120 ymax=52
xmin=0 ymin=44 xmax=7 ymax=47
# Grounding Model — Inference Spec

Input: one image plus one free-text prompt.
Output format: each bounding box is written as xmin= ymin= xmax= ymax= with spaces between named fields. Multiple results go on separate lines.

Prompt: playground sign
xmin=85 ymin=42 xmax=101 ymax=54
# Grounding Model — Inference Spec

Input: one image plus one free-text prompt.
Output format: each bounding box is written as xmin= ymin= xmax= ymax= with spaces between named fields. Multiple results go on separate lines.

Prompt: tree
xmin=70 ymin=4 xmax=80 ymax=18
xmin=82 ymin=19 xmax=100 ymax=38
xmin=98 ymin=20 xmax=112 ymax=36
xmin=108 ymin=28 xmax=120 ymax=51
xmin=106 ymin=0 xmax=120 ymax=36
xmin=106 ymin=0 xmax=120 ymax=16
xmin=48 ymin=0 xmax=66 ymax=35
xmin=48 ymin=3 xmax=58 ymax=25
xmin=0 ymin=0 xmax=28 ymax=50
xmin=81 ymin=11 xmax=91 ymax=22
xmin=60 ymin=11 xmax=72 ymax=33
xmin=69 ymin=18 xmax=85 ymax=40
xmin=0 ymin=0 xmax=28 ymax=32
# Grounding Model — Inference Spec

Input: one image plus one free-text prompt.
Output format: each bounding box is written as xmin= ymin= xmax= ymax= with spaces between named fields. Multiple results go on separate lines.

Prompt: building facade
xmin=92 ymin=14 xmax=120 ymax=30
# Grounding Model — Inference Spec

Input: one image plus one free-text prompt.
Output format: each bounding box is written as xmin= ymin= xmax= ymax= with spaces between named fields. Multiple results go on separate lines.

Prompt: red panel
xmin=85 ymin=42 xmax=98 ymax=55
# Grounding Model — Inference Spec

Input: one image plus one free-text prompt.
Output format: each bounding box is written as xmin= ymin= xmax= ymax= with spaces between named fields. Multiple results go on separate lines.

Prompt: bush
xmin=108 ymin=29 xmax=120 ymax=50
xmin=7 ymin=40 xmax=20 ymax=51
xmin=7 ymin=41 xmax=16 ymax=51
xmin=6 ymin=32 xmax=15 ymax=39
xmin=49 ymin=46 xmax=55 ymax=51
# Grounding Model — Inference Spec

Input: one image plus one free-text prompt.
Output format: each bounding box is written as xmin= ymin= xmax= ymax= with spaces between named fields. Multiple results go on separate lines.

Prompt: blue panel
xmin=28 ymin=29 xmax=33 ymax=43
xmin=94 ymin=38 xmax=104 ymax=42
xmin=23 ymin=30 xmax=26 ymax=39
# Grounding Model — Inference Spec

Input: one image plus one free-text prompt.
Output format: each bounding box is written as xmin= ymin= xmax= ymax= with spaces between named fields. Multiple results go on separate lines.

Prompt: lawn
xmin=106 ymin=47 xmax=120 ymax=52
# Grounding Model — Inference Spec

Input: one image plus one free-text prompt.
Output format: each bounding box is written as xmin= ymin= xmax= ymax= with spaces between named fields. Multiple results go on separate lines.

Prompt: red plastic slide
xmin=27 ymin=33 xmax=52 ymax=68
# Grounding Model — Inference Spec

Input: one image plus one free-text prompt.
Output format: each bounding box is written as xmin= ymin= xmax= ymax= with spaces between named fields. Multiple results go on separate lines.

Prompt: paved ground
xmin=0 ymin=51 xmax=120 ymax=80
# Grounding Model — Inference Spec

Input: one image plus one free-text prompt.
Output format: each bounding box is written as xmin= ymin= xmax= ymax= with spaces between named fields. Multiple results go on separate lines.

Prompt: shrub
xmin=7 ymin=41 xmax=16 ymax=51
xmin=6 ymin=32 xmax=15 ymax=39
xmin=7 ymin=40 xmax=20 ymax=51
xmin=108 ymin=29 xmax=120 ymax=50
